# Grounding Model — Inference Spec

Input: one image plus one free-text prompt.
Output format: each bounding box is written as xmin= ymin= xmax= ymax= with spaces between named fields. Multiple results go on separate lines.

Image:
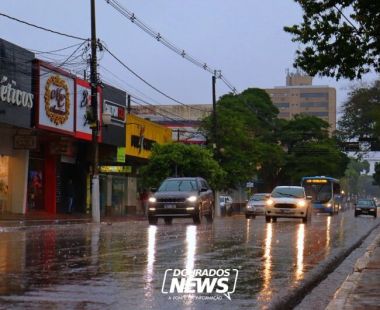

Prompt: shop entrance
xmin=27 ymin=158 xmax=45 ymax=211
xmin=0 ymin=156 xmax=9 ymax=213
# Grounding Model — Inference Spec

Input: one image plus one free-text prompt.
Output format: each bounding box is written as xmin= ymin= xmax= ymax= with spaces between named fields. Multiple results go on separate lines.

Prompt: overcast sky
xmin=1 ymin=0 xmax=377 ymax=115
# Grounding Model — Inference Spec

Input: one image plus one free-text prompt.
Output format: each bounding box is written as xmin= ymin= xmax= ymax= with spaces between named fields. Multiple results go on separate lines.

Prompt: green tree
xmin=284 ymin=0 xmax=380 ymax=79
xmin=341 ymin=158 xmax=370 ymax=194
xmin=338 ymin=80 xmax=380 ymax=143
xmin=279 ymin=115 xmax=349 ymax=184
xmin=200 ymin=88 xmax=283 ymax=189
xmin=373 ymin=162 xmax=380 ymax=187
xmin=139 ymin=143 xmax=226 ymax=190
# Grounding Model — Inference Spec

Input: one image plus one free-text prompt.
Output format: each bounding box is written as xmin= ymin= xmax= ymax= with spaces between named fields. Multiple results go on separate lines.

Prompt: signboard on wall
xmin=37 ymin=62 xmax=75 ymax=134
xmin=104 ymin=100 xmax=126 ymax=126
xmin=75 ymin=78 xmax=102 ymax=141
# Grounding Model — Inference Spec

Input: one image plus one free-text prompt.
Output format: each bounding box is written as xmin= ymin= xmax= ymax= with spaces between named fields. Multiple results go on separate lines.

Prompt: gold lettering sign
xmin=44 ymin=75 xmax=70 ymax=125
xmin=99 ymin=166 xmax=132 ymax=173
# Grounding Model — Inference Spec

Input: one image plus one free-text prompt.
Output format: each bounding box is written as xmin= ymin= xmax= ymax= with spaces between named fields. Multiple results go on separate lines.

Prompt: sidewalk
xmin=326 ymin=230 xmax=380 ymax=310
xmin=0 ymin=211 xmax=146 ymax=229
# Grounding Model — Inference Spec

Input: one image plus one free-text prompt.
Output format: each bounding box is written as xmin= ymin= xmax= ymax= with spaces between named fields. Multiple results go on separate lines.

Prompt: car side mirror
xmin=307 ymin=196 xmax=312 ymax=200
xmin=200 ymin=187 xmax=208 ymax=192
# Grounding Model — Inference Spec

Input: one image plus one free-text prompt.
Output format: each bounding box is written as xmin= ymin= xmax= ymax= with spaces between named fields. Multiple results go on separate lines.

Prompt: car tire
xmin=227 ymin=208 xmax=232 ymax=216
xmin=164 ymin=217 xmax=173 ymax=225
xmin=148 ymin=216 xmax=158 ymax=225
xmin=354 ymin=212 xmax=358 ymax=217
xmin=374 ymin=212 xmax=377 ymax=218
xmin=265 ymin=216 xmax=271 ymax=223
xmin=245 ymin=214 xmax=250 ymax=219
xmin=206 ymin=206 xmax=214 ymax=224
xmin=272 ymin=217 xmax=277 ymax=222
xmin=302 ymin=215 xmax=308 ymax=223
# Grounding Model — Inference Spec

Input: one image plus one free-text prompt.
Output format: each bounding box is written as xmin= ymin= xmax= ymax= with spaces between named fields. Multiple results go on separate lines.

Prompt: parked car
xmin=147 ymin=177 xmax=214 ymax=225
xmin=354 ymin=198 xmax=377 ymax=218
xmin=265 ymin=186 xmax=312 ymax=223
xmin=219 ymin=195 xmax=233 ymax=216
xmin=245 ymin=193 xmax=270 ymax=219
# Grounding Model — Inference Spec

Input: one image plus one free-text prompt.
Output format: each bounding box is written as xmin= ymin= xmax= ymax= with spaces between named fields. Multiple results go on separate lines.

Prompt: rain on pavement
xmin=0 ymin=210 xmax=378 ymax=309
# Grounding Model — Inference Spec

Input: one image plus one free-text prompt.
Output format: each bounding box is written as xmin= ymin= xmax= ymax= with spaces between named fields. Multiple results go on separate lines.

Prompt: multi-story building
xmin=265 ymin=72 xmax=337 ymax=131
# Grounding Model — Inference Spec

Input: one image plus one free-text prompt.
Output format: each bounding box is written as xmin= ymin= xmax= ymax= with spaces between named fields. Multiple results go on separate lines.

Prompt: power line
xmin=0 ymin=12 xmax=87 ymax=41
xmin=105 ymin=0 xmax=237 ymax=94
xmin=103 ymin=45 xmax=210 ymax=112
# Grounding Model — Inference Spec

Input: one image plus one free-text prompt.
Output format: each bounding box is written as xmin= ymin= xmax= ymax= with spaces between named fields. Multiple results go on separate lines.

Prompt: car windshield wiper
xmin=275 ymin=192 xmax=299 ymax=198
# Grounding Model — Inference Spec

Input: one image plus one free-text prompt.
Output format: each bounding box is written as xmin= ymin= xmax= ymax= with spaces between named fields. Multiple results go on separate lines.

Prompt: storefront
xmin=0 ymin=39 xmax=35 ymax=214
xmin=125 ymin=114 xmax=172 ymax=214
xmin=33 ymin=60 xmax=102 ymax=214
xmin=99 ymin=84 xmax=129 ymax=216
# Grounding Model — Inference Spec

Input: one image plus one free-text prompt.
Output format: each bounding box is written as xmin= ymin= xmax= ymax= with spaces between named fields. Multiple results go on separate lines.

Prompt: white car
xmin=265 ymin=186 xmax=311 ymax=223
xmin=245 ymin=193 xmax=270 ymax=219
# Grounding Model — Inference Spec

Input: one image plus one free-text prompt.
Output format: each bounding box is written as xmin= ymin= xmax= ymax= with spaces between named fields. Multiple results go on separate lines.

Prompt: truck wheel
xmin=265 ymin=216 xmax=271 ymax=223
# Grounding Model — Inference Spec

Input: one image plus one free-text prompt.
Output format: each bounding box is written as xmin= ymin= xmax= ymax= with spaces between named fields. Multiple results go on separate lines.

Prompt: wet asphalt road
xmin=0 ymin=209 xmax=378 ymax=310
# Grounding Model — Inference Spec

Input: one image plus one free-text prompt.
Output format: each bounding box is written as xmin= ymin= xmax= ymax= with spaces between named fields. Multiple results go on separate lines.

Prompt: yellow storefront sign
xmin=125 ymin=114 xmax=172 ymax=159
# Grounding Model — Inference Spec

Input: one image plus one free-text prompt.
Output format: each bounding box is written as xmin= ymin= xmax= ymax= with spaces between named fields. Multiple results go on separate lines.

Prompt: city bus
xmin=301 ymin=176 xmax=342 ymax=215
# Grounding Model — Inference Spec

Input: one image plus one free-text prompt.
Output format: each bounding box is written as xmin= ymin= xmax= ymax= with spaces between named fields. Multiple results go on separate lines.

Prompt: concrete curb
xmin=325 ymin=230 xmax=380 ymax=310
xmin=267 ymin=222 xmax=380 ymax=310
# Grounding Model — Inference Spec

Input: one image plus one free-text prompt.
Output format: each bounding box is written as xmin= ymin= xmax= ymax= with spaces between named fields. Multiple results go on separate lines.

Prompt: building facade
xmin=265 ymin=72 xmax=337 ymax=131
xmin=130 ymin=104 xmax=211 ymax=144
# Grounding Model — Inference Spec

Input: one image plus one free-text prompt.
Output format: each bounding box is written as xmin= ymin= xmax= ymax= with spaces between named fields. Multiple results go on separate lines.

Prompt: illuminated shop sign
xmin=37 ymin=63 xmax=75 ymax=134
xmin=99 ymin=166 xmax=131 ymax=173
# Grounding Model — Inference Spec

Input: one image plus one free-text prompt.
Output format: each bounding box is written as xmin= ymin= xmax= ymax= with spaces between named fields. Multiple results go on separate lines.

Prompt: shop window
xmin=0 ymin=156 xmax=9 ymax=212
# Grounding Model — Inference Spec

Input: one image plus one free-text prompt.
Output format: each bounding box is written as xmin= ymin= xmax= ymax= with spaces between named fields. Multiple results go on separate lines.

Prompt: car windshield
xmin=271 ymin=187 xmax=304 ymax=198
xmin=158 ymin=179 xmax=198 ymax=192
xmin=357 ymin=200 xmax=375 ymax=207
xmin=250 ymin=194 xmax=267 ymax=201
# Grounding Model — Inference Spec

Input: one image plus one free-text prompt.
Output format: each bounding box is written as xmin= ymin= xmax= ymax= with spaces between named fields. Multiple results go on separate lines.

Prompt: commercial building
xmin=265 ymin=72 xmax=337 ymax=131
xmin=130 ymin=104 xmax=211 ymax=144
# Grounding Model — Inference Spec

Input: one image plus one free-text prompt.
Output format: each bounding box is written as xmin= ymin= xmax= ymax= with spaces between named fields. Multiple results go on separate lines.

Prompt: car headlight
xmin=297 ymin=200 xmax=306 ymax=207
xmin=356 ymin=208 xmax=361 ymax=210
xmin=187 ymin=195 xmax=197 ymax=202
xmin=246 ymin=205 xmax=253 ymax=209
xmin=370 ymin=208 xmax=375 ymax=211
xmin=326 ymin=203 xmax=332 ymax=208
xmin=148 ymin=197 xmax=157 ymax=203
xmin=266 ymin=199 xmax=274 ymax=206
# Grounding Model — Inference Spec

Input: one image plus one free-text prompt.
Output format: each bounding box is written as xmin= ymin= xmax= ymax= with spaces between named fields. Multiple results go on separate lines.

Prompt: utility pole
xmin=90 ymin=0 xmax=100 ymax=223
xmin=212 ymin=72 xmax=217 ymax=148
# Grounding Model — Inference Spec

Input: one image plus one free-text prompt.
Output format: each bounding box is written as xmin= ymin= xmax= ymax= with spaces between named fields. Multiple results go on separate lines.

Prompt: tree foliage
xmin=284 ymin=0 xmax=380 ymax=79
xmin=338 ymin=80 xmax=380 ymax=142
xmin=340 ymin=158 xmax=370 ymax=194
xmin=139 ymin=143 xmax=226 ymax=190
xmin=278 ymin=115 xmax=349 ymax=184
xmin=200 ymin=88 xmax=282 ymax=189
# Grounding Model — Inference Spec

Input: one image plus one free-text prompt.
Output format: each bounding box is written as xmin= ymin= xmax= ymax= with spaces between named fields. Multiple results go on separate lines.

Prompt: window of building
xmin=303 ymin=111 xmax=329 ymax=117
xmin=300 ymin=92 xmax=328 ymax=99
xmin=300 ymin=102 xmax=329 ymax=108
xmin=275 ymin=102 xmax=290 ymax=108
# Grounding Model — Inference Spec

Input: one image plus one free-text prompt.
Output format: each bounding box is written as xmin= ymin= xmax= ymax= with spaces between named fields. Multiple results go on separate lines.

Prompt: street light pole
xmin=90 ymin=0 xmax=100 ymax=223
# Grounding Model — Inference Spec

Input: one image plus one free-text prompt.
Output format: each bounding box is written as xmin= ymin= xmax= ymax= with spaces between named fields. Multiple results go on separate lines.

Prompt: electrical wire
xmin=0 ymin=12 xmax=87 ymax=41
xmin=103 ymin=45 xmax=210 ymax=112
xmin=105 ymin=0 xmax=238 ymax=94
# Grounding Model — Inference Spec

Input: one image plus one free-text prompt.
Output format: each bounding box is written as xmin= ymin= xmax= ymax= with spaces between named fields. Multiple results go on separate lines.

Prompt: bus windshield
xmin=303 ymin=182 xmax=332 ymax=203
